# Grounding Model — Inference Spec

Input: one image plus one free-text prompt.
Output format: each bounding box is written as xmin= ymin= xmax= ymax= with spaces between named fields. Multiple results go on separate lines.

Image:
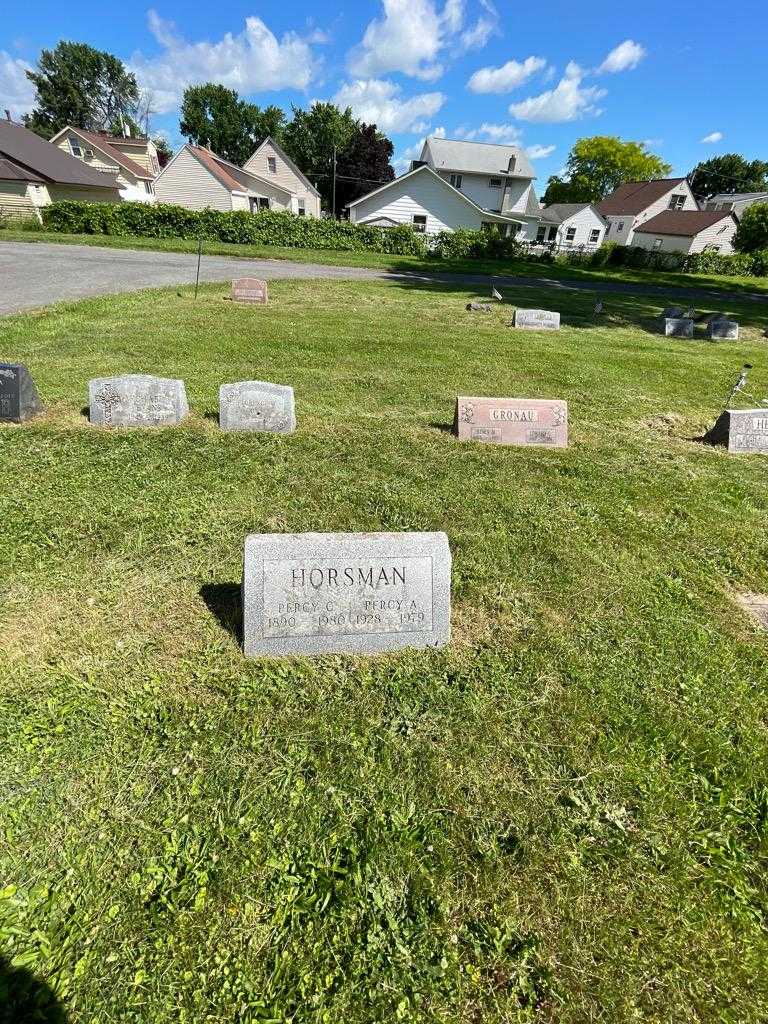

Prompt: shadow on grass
xmin=430 ymin=421 xmax=454 ymax=434
xmin=0 ymin=957 xmax=67 ymax=1024
xmin=200 ymin=583 xmax=242 ymax=645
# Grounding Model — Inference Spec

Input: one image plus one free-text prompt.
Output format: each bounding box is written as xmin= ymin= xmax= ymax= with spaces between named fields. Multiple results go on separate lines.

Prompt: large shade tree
xmin=179 ymin=84 xmax=286 ymax=165
xmin=542 ymin=136 xmax=672 ymax=205
xmin=23 ymin=41 xmax=140 ymax=139
xmin=334 ymin=123 xmax=395 ymax=212
xmin=282 ymin=103 xmax=358 ymax=212
xmin=689 ymin=154 xmax=768 ymax=203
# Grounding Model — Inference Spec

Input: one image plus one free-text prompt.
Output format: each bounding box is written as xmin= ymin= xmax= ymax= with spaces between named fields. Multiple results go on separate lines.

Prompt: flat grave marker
xmin=0 ymin=363 xmax=43 ymax=423
xmin=514 ymin=308 xmax=560 ymax=331
xmin=664 ymin=318 xmax=694 ymax=338
xmin=705 ymin=408 xmax=768 ymax=453
xmin=219 ymin=381 xmax=296 ymax=433
xmin=467 ymin=302 xmax=492 ymax=313
xmin=232 ymin=278 xmax=268 ymax=305
xmin=242 ymin=531 xmax=451 ymax=657
xmin=88 ymin=375 xmax=189 ymax=427
xmin=454 ymin=396 xmax=568 ymax=448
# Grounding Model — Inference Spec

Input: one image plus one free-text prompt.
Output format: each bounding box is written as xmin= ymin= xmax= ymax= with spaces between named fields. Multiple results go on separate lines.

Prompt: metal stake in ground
xmin=723 ymin=363 xmax=752 ymax=408
xmin=194 ymin=236 xmax=203 ymax=299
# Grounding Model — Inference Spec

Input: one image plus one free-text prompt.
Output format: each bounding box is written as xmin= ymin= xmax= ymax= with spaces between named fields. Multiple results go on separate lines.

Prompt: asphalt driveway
xmin=1 ymin=240 xmax=766 ymax=316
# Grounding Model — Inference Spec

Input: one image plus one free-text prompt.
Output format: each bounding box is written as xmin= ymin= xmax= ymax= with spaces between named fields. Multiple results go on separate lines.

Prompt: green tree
xmin=282 ymin=102 xmax=358 ymax=213
xmin=542 ymin=136 xmax=672 ymax=205
xmin=152 ymin=136 xmax=174 ymax=168
xmin=179 ymin=84 xmax=286 ymax=165
xmin=734 ymin=203 xmax=768 ymax=253
xmin=689 ymin=154 xmax=768 ymax=203
xmin=23 ymin=41 xmax=139 ymax=139
xmin=335 ymin=123 xmax=395 ymax=211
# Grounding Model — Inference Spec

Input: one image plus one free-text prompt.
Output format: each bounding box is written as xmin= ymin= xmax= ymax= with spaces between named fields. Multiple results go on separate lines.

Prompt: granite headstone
xmin=232 ymin=278 xmax=268 ymax=305
xmin=705 ymin=409 xmax=768 ymax=453
xmin=454 ymin=396 xmax=568 ymax=447
xmin=219 ymin=380 xmax=296 ymax=433
xmin=0 ymin=363 xmax=43 ymax=422
xmin=708 ymin=319 xmax=739 ymax=340
xmin=664 ymin=318 xmax=694 ymax=338
xmin=514 ymin=308 xmax=561 ymax=331
xmin=661 ymin=306 xmax=685 ymax=319
xmin=242 ymin=531 xmax=451 ymax=657
xmin=88 ymin=374 xmax=189 ymax=427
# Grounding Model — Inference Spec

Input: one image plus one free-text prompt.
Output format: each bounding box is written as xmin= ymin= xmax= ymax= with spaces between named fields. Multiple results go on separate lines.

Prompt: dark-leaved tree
xmin=690 ymin=154 xmax=768 ymax=203
xmin=179 ymin=84 xmax=286 ymax=165
xmin=335 ymin=123 xmax=395 ymax=212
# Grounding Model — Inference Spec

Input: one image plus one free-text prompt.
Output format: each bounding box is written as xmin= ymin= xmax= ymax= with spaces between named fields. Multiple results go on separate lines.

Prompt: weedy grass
xmin=1 ymin=278 xmax=768 ymax=1023
xmin=2 ymin=227 xmax=768 ymax=297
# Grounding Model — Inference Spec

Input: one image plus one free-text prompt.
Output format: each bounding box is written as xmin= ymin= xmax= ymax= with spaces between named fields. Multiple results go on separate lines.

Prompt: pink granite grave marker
xmin=232 ymin=278 xmax=268 ymax=304
xmin=454 ymin=396 xmax=568 ymax=448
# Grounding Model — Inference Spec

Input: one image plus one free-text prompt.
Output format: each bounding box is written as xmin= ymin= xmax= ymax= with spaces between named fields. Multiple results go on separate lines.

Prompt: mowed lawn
xmin=1 ymin=279 xmax=768 ymax=1023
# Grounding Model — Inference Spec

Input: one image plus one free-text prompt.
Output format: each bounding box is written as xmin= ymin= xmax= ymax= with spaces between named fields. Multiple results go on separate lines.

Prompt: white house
xmin=535 ymin=203 xmax=606 ymax=247
xmin=596 ymin=178 xmax=698 ymax=245
xmin=347 ymin=136 xmax=541 ymax=237
xmin=243 ymin=137 xmax=321 ymax=217
xmin=704 ymin=192 xmax=768 ymax=220
xmin=50 ymin=126 xmax=159 ymax=202
xmin=154 ymin=144 xmax=296 ymax=213
xmin=632 ymin=209 xmax=739 ymax=254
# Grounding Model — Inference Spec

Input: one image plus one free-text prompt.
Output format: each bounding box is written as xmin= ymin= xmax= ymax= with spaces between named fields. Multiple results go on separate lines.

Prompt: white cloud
xmin=597 ymin=39 xmax=646 ymax=74
xmin=508 ymin=62 xmax=606 ymax=122
xmin=455 ymin=121 xmax=523 ymax=144
xmin=0 ymin=51 xmax=35 ymax=119
xmin=643 ymin=137 xmax=663 ymax=147
xmin=348 ymin=0 xmax=496 ymax=81
xmin=700 ymin=131 xmax=723 ymax=143
xmin=393 ymin=126 xmax=445 ymax=172
xmin=467 ymin=55 xmax=547 ymax=93
xmin=333 ymin=79 xmax=445 ymax=133
xmin=129 ymin=10 xmax=320 ymax=114
xmin=526 ymin=143 xmax=555 ymax=159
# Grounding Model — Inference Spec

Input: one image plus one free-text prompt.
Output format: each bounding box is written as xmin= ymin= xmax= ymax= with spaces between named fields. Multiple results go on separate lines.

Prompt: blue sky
xmin=1 ymin=0 xmax=765 ymax=188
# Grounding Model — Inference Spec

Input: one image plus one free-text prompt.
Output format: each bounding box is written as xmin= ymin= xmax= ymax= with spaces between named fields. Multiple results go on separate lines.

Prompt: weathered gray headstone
xmin=661 ymin=306 xmax=684 ymax=319
xmin=242 ymin=531 xmax=451 ymax=657
xmin=708 ymin=319 xmax=739 ymax=340
xmin=0 ymin=363 xmax=43 ymax=422
xmin=454 ymin=396 xmax=568 ymax=447
xmin=467 ymin=302 xmax=492 ymax=313
xmin=88 ymin=375 xmax=188 ymax=427
xmin=219 ymin=380 xmax=296 ymax=433
xmin=232 ymin=278 xmax=268 ymax=305
xmin=706 ymin=312 xmax=731 ymax=324
xmin=664 ymin=318 xmax=694 ymax=338
xmin=705 ymin=409 xmax=768 ymax=453
xmin=514 ymin=308 xmax=560 ymax=331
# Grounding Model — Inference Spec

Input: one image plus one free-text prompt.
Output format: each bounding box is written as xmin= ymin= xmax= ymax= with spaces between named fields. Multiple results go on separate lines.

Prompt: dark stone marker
xmin=0 ymin=363 xmax=43 ymax=423
xmin=467 ymin=302 xmax=492 ymax=313
xmin=705 ymin=408 xmax=768 ymax=453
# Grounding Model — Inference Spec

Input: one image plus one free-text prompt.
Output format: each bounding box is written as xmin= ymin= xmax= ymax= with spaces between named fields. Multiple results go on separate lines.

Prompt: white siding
xmin=604 ymin=180 xmax=698 ymax=245
xmin=0 ymin=181 xmax=36 ymax=215
xmin=634 ymin=218 xmax=736 ymax=255
xmin=552 ymin=207 xmax=606 ymax=247
xmin=243 ymin=141 xmax=321 ymax=217
xmin=350 ymin=172 xmax=490 ymax=233
xmin=154 ymin=148 xmax=234 ymax=211
xmin=502 ymin=180 xmax=536 ymax=216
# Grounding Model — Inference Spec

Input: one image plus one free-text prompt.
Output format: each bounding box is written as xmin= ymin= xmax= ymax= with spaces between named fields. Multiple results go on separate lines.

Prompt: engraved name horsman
xmin=292 ymin=565 xmax=407 ymax=588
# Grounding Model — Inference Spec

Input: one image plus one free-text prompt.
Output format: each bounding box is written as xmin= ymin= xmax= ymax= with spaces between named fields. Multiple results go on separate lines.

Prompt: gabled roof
xmin=49 ymin=126 xmax=154 ymax=180
xmin=245 ymin=137 xmax=321 ymax=197
xmin=539 ymin=202 xmax=596 ymax=225
xmin=634 ymin=209 xmax=737 ymax=237
xmin=421 ymin=136 xmax=535 ymax=180
xmin=346 ymin=163 xmax=525 ymax=225
xmin=0 ymin=119 xmax=120 ymax=189
xmin=708 ymin=192 xmax=768 ymax=203
xmin=596 ymin=178 xmax=687 ymax=215
xmin=185 ymin=144 xmax=292 ymax=196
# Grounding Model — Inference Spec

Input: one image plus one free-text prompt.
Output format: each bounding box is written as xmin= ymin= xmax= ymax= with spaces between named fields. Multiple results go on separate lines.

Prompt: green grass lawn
xmin=2 ymin=278 xmax=768 ymax=1023
xmin=2 ymin=226 xmax=768 ymax=297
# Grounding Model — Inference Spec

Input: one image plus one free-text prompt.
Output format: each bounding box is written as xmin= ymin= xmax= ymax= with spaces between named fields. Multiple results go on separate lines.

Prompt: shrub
xmin=589 ymin=241 xmax=618 ymax=267
xmin=734 ymin=203 xmax=768 ymax=253
xmin=431 ymin=226 xmax=522 ymax=261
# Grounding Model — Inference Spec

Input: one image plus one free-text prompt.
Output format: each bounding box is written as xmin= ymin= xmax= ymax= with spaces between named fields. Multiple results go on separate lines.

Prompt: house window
xmin=617 ymin=221 xmax=625 ymax=232
xmin=536 ymin=225 xmax=547 ymax=242
xmin=251 ymin=197 xmax=270 ymax=213
xmin=267 ymin=156 xmax=277 ymax=174
xmin=589 ymin=228 xmax=600 ymax=243
xmin=258 ymin=197 xmax=270 ymax=209
xmin=449 ymin=174 xmax=462 ymax=189
xmin=653 ymin=238 xmax=663 ymax=250
xmin=297 ymin=199 xmax=306 ymax=216
xmin=668 ymin=194 xmax=685 ymax=210
xmin=68 ymin=136 xmax=83 ymax=158
xmin=412 ymin=214 xmax=427 ymax=233
xmin=489 ymin=177 xmax=502 ymax=189
xmin=144 ymin=181 xmax=154 ymax=194
xmin=548 ymin=226 xmax=557 ymax=241
xmin=565 ymin=226 xmax=577 ymax=242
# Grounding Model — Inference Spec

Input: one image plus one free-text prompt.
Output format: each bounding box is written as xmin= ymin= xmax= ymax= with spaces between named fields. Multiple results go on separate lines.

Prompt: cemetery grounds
xmin=1 ymin=276 xmax=768 ymax=1023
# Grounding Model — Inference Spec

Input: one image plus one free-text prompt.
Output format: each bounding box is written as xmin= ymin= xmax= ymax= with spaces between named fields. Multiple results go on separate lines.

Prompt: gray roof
xmin=708 ymin=192 xmax=768 ymax=202
xmin=0 ymin=119 xmax=120 ymax=188
xmin=539 ymin=202 xmax=592 ymax=224
xmin=421 ymin=137 xmax=535 ymax=180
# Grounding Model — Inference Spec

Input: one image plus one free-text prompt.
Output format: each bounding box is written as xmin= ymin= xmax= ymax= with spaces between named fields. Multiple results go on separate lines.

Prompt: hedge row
xmin=557 ymin=240 xmax=768 ymax=278
xmin=40 ymin=201 xmax=429 ymax=256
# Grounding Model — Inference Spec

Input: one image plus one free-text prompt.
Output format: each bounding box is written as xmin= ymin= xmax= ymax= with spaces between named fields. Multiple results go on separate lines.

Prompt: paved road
xmin=1 ymin=240 xmax=766 ymax=316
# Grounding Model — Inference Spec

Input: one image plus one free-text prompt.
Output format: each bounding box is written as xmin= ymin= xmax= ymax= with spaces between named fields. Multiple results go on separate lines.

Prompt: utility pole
xmin=332 ymin=145 xmax=337 ymax=219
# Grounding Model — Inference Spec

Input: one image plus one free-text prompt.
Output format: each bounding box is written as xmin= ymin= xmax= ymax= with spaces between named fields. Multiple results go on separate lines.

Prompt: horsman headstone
xmin=708 ymin=319 xmax=739 ymax=340
xmin=705 ymin=409 xmax=768 ymax=453
xmin=514 ymin=309 xmax=560 ymax=331
xmin=232 ymin=278 xmax=268 ymax=305
xmin=454 ymin=396 xmax=568 ymax=448
xmin=242 ymin=531 xmax=451 ymax=657
xmin=664 ymin=318 xmax=694 ymax=338
xmin=0 ymin=363 xmax=43 ymax=423
xmin=88 ymin=375 xmax=189 ymax=427
xmin=219 ymin=381 xmax=296 ymax=433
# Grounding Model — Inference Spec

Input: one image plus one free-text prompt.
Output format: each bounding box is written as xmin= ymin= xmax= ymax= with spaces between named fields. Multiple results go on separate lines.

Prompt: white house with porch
xmin=347 ymin=137 xmax=541 ymax=237
xmin=536 ymin=203 xmax=606 ymax=248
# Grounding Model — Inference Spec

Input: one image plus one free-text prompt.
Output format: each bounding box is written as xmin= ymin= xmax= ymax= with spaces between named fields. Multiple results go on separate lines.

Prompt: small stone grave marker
xmin=88 ymin=375 xmax=189 ymax=427
xmin=242 ymin=531 xmax=451 ymax=657
xmin=219 ymin=380 xmax=296 ymax=433
xmin=0 ymin=362 xmax=43 ymax=422
xmin=232 ymin=278 xmax=268 ymax=304
xmin=737 ymin=593 xmax=768 ymax=631
xmin=708 ymin=319 xmax=739 ymax=340
xmin=514 ymin=308 xmax=560 ymax=331
xmin=705 ymin=408 xmax=768 ymax=453
xmin=454 ymin=396 xmax=568 ymax=448
xmin=664 ymin=318 xmax=694 ymax=338
xmin=467 ymin=302 xmax=492 ymax=313
xmin=661 ymin=306 xmax=685 ymax=319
